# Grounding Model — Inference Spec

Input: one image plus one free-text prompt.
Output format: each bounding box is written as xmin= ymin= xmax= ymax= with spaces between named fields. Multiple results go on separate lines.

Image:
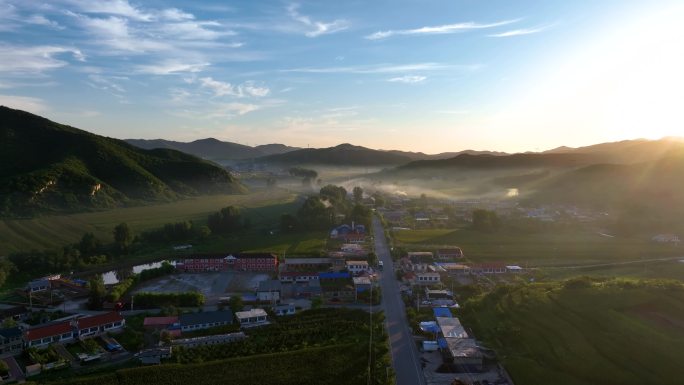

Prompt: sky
xmin=1 ymin=0 xmax=683 ymax=154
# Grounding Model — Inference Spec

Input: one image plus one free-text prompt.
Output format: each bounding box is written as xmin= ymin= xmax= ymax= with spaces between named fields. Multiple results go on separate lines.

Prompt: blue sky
xmin=1 ymin=0 xmax=683 ymax=153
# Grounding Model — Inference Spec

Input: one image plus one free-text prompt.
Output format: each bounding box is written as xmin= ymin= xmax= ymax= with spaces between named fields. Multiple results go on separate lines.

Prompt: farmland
xmin=459 ymin=278 xmax=684 ymax=385
xmin=392 ymin=227 xmax=683 ymax=267
xmin=0 ymin=189 xmax=298 ymax=255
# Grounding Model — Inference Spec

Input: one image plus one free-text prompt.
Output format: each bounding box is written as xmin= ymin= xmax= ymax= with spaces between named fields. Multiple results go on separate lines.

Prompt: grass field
xmin=460 ymin=278 xmax=684 ymax=385
xmin=0 ymin=189 xmax=298 ymax=255
xmin=392 ymin=227 xmax=684 ymax=267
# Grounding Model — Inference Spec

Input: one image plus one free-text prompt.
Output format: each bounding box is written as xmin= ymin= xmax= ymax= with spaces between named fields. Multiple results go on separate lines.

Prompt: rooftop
xmin=284 ymin=257 xmax=331 ymax=264
xmin=76 ymin=312 xmax=124 ymax=330
xmin=143 ymin=316 xmax=179 ymax=327
xmin=0 ymin=327 xmax=22 ymax=339
xmin=436 ymin=317 xmax=469 ymax=339
xmin=258 ymin=279 xmax=282 ymax=292
xmin=179 ymin=310 xmax=234 ymax=326
xmin=236 ymin=308 xmax=267 ymax=319
xmin=444 ymin=338 xmax=482 ymax=358
xmin=25 ymin=321 xmax=73 ymax=341
xmin=353 ymin=277 xmax=372 ymax=285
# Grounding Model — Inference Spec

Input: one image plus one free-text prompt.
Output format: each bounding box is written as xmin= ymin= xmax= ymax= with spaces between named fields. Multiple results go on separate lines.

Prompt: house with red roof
xmin=24 ymin=321 xmax=75 ymax=348
xmin=75 ymin=312 xmax=125 ymax=338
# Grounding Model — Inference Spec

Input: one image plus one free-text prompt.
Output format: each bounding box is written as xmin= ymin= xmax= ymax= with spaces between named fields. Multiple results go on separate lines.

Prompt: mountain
xmin=125 ymin=138 xmax=300 ymax=160
xmin=254 ymin=143 xmax=414 ymax=166
xmin=396 ymin=152 xmax=603 ymax=171
xmin=527 ymin=148 xmax=684 ymax=224
xmin=385 ymin=149 xmax=509 ymax=161
xmin=542 ymin=138 xmax=684 ymax=164
xmin=0 ymin=106 xmax=246 ymax=217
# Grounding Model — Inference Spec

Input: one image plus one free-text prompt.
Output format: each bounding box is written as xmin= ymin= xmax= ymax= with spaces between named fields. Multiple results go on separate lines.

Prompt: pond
xmin=100 ymin=261 xmax=176 ymax=285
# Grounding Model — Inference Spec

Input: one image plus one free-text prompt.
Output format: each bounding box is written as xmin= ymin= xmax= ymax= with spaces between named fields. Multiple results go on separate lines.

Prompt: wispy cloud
xmin=26 ymin=14 xmax=64 ymax=29
xmin=0 ymin=44 xmax=84 ymax=73
xmin=66 ymin=0 xmax=153 ymax=21
xmin=0 ymin=94 xmax=48 ymax=113
xmin=365 ymin=19 xmax=519 ymax=40
xmin=488 ymin=25 xmax=551 ymax=37
xmin=287 ymin=3 xmax=348 ymax=37
xmin=281 ymin=62 xmax=478 ymax=74
xmin=387 ymin=75 xmax=426 ymax=84
xmin=136 ymin=61 xmax=209 ymax=75
xmin=196 ymin=77 xmax=270 ymax=98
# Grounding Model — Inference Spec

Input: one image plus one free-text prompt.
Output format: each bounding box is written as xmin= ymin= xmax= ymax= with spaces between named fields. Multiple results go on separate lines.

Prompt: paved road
xmin=2 ymin=356 xmax=25 ymax=382
xmin=373 ymin=216 xmax=426 ymax=385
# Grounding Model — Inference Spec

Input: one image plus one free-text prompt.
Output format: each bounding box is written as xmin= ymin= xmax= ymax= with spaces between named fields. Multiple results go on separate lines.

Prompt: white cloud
xmin=387 ymin=75 xmax=426 ymax=83
xmin=0 ymin=94 xmax=48 ymax=113
xmin=157 ymin=20 xmax=232 ymax=41
xmin=287 ymin=3 xmax=348 ymax=37
xmin=488 ymin=25 xmax=550 ymax=38
xmin=87 ymin=74 xmax=126 ymax=93
xmin=73 ymin=14 xmax=170 ymax=52
xmin=223 ymin=102 xmax=259 ymax=115
xmin=365 ymin=19 xmax=519 ymax=40
xmin=198 ymin=77 xmax=236 ymax=96
xmin=160 ymin=8 xmax=194 ymax=21
xmin=26 ymin=14 xmax=64 ymax=29
xmin=197 ymin=77 xmax=270 ymax=97
xmin=67 ymin=0 xmax=153 ymax=21
xmin=281 ymin=62 xmax=478 ymax=74
xmin=0 ymin=44 xmax=84 ymax=73
xmin=136 ymin=61 xmax=209 ymax=75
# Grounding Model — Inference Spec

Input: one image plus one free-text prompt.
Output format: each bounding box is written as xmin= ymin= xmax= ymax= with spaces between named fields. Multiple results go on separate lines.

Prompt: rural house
xmin=346 ymin=260 xmax=369 ymax=275
xmin=236 ymin=309 xmax=269 ymax=327
xmin=0 ymin=327 xmax=23 ymax=356
xmin=437 ymin=248 xmax=463 ymax=260
xmin=24 ymin=321 xmax=75 ymax=348
xmin=76 ymin=312 xmax=125 ymax=338
xmin=179 ymin=310 xmax=233 ymax=332
xmin=257 ymin=280 xmax=282 ymax=303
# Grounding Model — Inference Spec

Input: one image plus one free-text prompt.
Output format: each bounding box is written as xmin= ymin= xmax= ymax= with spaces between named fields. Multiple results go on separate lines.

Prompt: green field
xmin=392 ymin=227 xmax=683 ymax=267
xmin=0 ymin=189 xmax=297 ymax=255
xmin=460 ymin=278 xmax=684 ymax=385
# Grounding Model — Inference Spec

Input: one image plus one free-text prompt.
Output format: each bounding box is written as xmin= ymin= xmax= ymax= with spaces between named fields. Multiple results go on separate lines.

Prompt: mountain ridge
xmin=0 ymin=106 xmax=246 ymax=217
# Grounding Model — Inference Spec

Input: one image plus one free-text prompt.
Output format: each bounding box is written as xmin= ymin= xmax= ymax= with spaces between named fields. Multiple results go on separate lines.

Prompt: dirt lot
xmin=132 ymin=272 xmax=270 ymax=305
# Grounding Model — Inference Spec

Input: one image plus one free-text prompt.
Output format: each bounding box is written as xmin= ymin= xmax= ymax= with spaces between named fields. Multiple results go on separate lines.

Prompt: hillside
xmin=397 ymin=152 xmax=603 ymax=171
xmin=528 ymin=149 xmax=684 ymax=218
xmin=255 ymin=143 xmax=414 ymax=166
xmin=125 ymin=138 xmax=299 ymax=160
xmin=543 ymin=138 xmax=684 ymax=164
xmin=460 ymin=278 xmax=684 ymax=385
xmin=386 ymin=149 xmax=509 ymax=161
xmin=0 ymin=106 xmax=246 ymax=217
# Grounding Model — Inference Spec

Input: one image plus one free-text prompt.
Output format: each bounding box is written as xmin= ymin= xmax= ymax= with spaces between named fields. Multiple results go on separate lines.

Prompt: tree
xmin=0 ymin=259 xmax=16 ymax=288
xmin=298 ymin=196 xmax=332 ymax=230
xmin=320 ymin=184 xmax=347 ymax=203
xmin=372 ymin=193 xmax=385 ymax=208
xmin=78 ymin=232 xmax=101 ymax=256
xmin=1 ymin=317 xmax=17 ymax=328
xmin=472 ymin=209 xmax=500 ymax=232
xmin=113 ymin=222 xmax=133 ymax=252
xmin=353 ymin=186 xmax=364 ymax=203
xmin=207 ymin=206 xmax=243 ymax=234
xmin=350 ymin=204 xmax=372 ymax=228
xmin=280 ymin=214 xmax=298 ymax=232
xmin=228 ymin=296 xmax=244 ymax=313
xmin=87 ymin=275 xmax=106 ymax=310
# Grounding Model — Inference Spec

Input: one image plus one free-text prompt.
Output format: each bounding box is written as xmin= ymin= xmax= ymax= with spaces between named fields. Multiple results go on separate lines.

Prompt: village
xmin=0 ymin=202 xmax=530 ymax=385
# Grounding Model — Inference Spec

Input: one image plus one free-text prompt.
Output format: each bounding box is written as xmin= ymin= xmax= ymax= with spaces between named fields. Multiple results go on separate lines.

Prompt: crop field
xmin=0 ymin=189 xmax=298 ymax=255
xmin=460 ymin=278 xmax=684 ymax=385
xmin=392 ymin=227 xmax=683 ymax=267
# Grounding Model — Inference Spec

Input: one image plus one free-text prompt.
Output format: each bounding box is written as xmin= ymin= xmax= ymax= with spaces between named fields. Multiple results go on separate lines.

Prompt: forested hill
xmin=0 ymin=106 xmax=246 ymax=217
xmin=255 ymin=143 xmax=414 ymax=166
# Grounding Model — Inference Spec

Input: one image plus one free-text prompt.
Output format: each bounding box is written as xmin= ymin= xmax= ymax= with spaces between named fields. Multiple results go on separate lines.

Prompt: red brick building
xmin=176 ymin=253 xmax=278 ymax=272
